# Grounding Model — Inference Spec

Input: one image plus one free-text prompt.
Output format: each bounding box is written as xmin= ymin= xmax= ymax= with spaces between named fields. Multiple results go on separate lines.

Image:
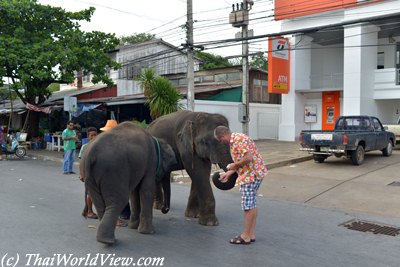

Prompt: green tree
xmin=250 ymin=52 xmax=268 ymax=70
xmin=195 ymin=51 xmax=232 ymax=70
xmin=0 ymin=86 xmax=17 ymax=101
xmin=119 ymin=33 xmax=155 ymax=46
xmin=137 ymin=68 xmax=156 ymax=98
xmin=47 ymin=83 xmax=60 ymax=93
xmin=138 ymin=68 xmax=183 ymax=119
xmin=147 ymin=77 xmax=183 ymax=119
xmin=0 ymin=0 xmax=120 ymax=105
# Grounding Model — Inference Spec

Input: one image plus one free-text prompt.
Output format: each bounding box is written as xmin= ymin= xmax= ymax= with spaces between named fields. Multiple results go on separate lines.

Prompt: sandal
xmin=229 ymin=235 xmax=251 ymax=245
xmin=87 ymin=213 xmax=98 ymax=219
xmin=116 ymin=219 xmax=128 ymax=227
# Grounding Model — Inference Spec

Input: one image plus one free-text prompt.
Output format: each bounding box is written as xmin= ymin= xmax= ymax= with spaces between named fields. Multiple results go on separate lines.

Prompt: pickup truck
xmin=383 ymin=116 xmax=400 ymax=144
xmin=299 ymin=116 xmax=396 ymax=165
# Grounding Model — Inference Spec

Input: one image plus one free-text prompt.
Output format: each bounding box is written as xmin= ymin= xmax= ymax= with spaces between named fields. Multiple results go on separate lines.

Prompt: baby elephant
xmin=83 ymin=122 xmax=176 ymax=244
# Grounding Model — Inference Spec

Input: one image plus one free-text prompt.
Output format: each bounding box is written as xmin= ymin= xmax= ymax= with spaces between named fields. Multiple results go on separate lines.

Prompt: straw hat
xmin=100 ymin=120 xmax=118 ymax=131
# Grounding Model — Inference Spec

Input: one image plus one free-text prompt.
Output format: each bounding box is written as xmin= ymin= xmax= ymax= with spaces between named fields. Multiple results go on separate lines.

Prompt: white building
xmin=271 ymin=0 xmax=400 ymax=141
xmin=109 ymin=39 xmax=200 ymax=96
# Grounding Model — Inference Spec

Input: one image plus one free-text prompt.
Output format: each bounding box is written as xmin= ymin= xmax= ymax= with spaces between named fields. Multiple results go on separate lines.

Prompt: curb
xmin=266 ymin=155 xmax=314 ymax=169
xmin=28 ymin=153 xmax=79 ymax=166
xmin=27 ymin=153 xmax=313 ymax=183
xmin=172 ymin=156 xmax=314 ymax=184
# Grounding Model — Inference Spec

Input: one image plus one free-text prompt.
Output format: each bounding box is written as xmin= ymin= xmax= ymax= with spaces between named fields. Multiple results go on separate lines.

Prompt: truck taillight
xmin=299 ymin=132 xmax=303 ymax=142
xmin=342 ymin=134 xmax=348 ymax=145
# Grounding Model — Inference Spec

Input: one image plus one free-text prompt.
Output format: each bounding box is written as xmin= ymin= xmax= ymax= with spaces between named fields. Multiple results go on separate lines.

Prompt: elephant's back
xmin=85 ymin=122 xmax=156 ymax=179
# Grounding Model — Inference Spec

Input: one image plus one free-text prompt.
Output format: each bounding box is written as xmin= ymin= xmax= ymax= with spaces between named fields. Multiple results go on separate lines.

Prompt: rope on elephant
xmin=152 ymin=137 xmax=161 ymax=173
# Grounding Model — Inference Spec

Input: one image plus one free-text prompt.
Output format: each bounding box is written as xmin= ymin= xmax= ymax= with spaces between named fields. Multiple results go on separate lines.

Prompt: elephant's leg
xmin=153 ymin=181 xmax=164 ymax=210
xmin=185 ymin=184 xmax=199 ymax=218
xmin=96 ymin=196 xmax=128 ymax=244
xmin=138 ymin=175 xmax=155 ymax=234
xmin=128 ymin=188 xmax=140 ymax=229
xmin=184 ymin=160 xmax=218 ymax=226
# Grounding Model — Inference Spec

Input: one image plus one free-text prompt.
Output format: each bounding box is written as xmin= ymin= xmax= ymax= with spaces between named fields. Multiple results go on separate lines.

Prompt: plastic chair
xmin=18 ymin=133 xmax=32 ymax=150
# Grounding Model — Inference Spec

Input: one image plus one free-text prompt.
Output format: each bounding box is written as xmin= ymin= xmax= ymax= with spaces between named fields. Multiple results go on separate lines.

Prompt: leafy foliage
xmin=0 ymin=0 xmax=120 ymax=104
xmin=250 ymin=53 xmax=268 ymax=70
xmin=147 ymin=77 xmax=183 ymax=119
xmin=47 ymin=83 xmax=60 ymax=93
xmin=132 ymin=119 xmax=148 ymax=129
xmin=138 ymin=68 xmax=183 ymax=119
xmin=0 ymin=86 xmax=17 ymax=101
xmin=137 ymin=68 xmax=156 ymax=98
xmin=119 ymin=33 xmax=155 ymax=45
xmin=195 ymin=51 xmax=232 ymax=70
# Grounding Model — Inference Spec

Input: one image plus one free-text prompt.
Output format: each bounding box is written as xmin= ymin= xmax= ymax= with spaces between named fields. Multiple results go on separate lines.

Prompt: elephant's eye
xmin=201 ymin=138 xmax=211 ymax=146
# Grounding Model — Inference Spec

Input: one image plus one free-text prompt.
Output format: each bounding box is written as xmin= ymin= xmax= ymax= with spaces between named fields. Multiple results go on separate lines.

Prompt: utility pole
xmin=241 ymin=1 xmax=249 ymax=135
xmin=186 ymin=0 xmax=195 ymax=111
xmin=229 ymin=0 xmax=253 ymax=135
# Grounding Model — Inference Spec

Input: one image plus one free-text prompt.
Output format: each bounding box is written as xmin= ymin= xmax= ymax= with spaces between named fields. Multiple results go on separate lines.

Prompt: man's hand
xmin=227 ymin=163 xmax=237 ymax=171
xmin=219 ymin=170 xmax=236 ymax=182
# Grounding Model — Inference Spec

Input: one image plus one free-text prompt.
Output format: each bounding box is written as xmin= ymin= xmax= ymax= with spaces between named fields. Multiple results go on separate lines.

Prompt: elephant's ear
xmin=177 ymin=120 xmax=196 ymax=159
xmin=158 ymin=140 xmax=177 ymax=173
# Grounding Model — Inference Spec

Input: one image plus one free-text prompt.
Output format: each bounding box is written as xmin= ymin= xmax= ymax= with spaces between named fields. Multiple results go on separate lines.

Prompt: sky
xmin=38 ymin=0 xmax=278 ymax=57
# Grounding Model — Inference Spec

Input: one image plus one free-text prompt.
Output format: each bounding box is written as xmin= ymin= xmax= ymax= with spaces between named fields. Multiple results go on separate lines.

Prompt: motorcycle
xmin=1 ymin=134 xmax=26 ymax=159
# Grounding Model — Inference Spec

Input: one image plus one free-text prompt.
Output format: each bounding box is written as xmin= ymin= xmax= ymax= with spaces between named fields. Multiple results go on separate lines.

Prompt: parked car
xmin=299 ymin=116 xmax=396 ymax=165
xmin=382 ymin=116 xmax=400 ymax=144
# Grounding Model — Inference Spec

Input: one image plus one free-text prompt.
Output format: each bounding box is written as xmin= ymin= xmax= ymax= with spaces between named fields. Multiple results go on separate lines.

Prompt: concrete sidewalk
xmin=25 ymin=139 xmax=312 ymax=171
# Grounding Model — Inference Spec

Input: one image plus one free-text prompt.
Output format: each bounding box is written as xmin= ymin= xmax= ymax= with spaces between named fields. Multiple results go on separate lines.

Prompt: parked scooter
xmin=1 ymin=134 xmax=26 ymax=159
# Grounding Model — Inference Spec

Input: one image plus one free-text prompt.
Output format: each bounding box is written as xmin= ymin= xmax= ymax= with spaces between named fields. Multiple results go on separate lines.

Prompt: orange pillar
xmin=322 ymin=92 xmax=340 ymax=130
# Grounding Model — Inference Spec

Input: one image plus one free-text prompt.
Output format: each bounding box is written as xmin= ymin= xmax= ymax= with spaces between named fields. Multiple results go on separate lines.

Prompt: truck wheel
xmin=382 ymin=141 xmax=393 ymax=157
xmin=351 ymin=145 xmax=364 ymax=165
xmin=313 ymin=155 xmax=326 ymax=163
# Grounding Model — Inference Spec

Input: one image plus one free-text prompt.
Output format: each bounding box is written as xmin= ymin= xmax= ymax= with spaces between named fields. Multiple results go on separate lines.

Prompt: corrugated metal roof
xmin=44 ymin=84 xmax=108 ymax=103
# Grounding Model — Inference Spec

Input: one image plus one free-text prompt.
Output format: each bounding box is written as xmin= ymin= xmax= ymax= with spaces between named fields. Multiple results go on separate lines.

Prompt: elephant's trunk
xmin=161 ymin=177 xmax=170 ymax=214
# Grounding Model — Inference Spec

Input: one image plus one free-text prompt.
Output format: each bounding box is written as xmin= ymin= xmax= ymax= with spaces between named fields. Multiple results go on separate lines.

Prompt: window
xmin=377 ymin=52 xmax=384 ymax=69
xmin=215 ymin=74 xmax=227 ymax=82
xmin=373 ymin=118 xmax=382 ymax=131
xmin=202 ymin=75 xmax=214 ymax=82
xmin=226 ymin=72 xmax=241 ymax=81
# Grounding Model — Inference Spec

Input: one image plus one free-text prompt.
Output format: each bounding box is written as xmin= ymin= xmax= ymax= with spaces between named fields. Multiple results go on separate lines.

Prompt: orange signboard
xmin=274 ymin=0 xmax=383 ymax=20
xmin=268 ymin=37 xmax=290 ymax=94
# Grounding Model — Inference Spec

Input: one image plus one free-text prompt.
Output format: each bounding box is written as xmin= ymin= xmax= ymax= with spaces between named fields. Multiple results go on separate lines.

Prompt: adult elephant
xmin=83 ymin=122 xmax=176 ymax=244
xmin=147 ymin=110 xmax=238 ymax=226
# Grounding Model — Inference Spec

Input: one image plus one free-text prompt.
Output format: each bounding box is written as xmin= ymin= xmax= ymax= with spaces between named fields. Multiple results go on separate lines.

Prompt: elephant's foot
xmin=128 ymin=219 xmax=139 ymax=229
xmin=96 ymin=233 xmax=115 ymax=244
xmin=185 ymin=208 xmax=200 ymax=218
xmin=138 ymin=223 xmax=155 ymax=234
xmin=198 ymin=214 xmax=219 ymax=226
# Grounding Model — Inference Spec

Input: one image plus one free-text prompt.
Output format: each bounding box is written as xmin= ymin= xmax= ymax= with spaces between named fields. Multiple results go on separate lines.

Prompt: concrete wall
xmin=181 ymin=100 xmax=281 ymax=140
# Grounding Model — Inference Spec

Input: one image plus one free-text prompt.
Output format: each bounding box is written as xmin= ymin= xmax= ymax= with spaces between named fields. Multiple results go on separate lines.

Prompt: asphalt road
xmin=1 ymin=156 xmax=400 ymax=267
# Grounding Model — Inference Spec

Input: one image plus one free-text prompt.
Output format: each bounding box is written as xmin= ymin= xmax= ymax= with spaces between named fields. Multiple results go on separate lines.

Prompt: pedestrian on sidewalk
xmin=62 ymin=121 xmax=79 ymax=174
xmin=79 ymin=126 xmax=98 ymax=219
xmin=214 ymin=125 xmax=267 ymax=245
xmin=0 ymin=126 xmax=5 ymax=160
